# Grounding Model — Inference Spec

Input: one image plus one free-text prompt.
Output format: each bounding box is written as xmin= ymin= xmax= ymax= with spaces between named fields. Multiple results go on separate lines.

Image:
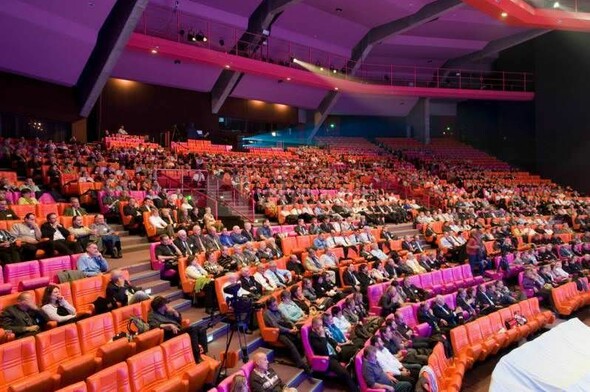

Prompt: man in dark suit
xmin=308 ymin=316 xmax=359 ymax=392
xmin=41 ymin=213 xmax=81 ymax=255
xmin=431 ymin=295 xmax=462 ymax=327
xmin=239 ymin=268 xmax=263 ymax=299
xmin=401 ymin=278 xmax=427 ymax=302
xmin=417 ymin=302 xmax=443 ymax=334
xmin=173 ymin=230 xmax=198 ymax=257
xmin=294 ymin=219 xmax=309 ymax=236
xmin=241 ymin=222 xmax=256 ymax=242
xmin=188 ymin=225 xmax=208 ymax=254
xmin=0 ymin=292 xmax=45 ymax=338
xmin=203 ymin=227 xmax=223 ymax=252
xmin=476 ymin=284 xmax=500 ymax=315
xmin=0 ymin=200 xmax=18 ymax=221
xmin=342 ymin=264 xmax=361 ymax=291
xmin=122 ymin=198 xmax=144 ymax=233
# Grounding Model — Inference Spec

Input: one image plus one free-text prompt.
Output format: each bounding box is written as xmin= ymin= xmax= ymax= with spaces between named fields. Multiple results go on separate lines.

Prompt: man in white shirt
xmin=264 ymin=260 xmax=292 ymax=288
xmin=370 ymin=243 xmax=389 ymax=262
xmin=148 ymin=209 xmax=174 ymax=237
xmin=221 ymin=273 xmax=251 ymax=301
xmin=371 ymin=335 xmax=417 ymax=384
xmin=253 ymin=264 xmax=277 ymax=292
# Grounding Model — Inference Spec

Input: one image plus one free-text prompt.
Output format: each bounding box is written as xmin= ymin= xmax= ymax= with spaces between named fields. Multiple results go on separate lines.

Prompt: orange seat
xmin=449 ymin=325 xmax=481 ymax=368
xmin=280 ymin=236 xmax=298 ymax=255
xmin=296 ymin=235 xmax=313 ymax=252
xmin=76 ymin=313 xmax=116 ymax=355
xmin=35 ymin=324 xmax=101 ymax=388
xmin=161 ymin=334 xmax=218 ymax=391
xmin=71 ymin=276 xmax=103 ymax=314
xmin=478 ymin=316 xmax=508 ymax=351
xmin=10 ymin=205 xmax=36 ymax=220
xmin=488 ymin=311 xmax=518 ymax=345
xmin=518 ymin=299 xmax=543 ymax=331
xmin=54 ymin=382 xmax=87 ymax=392
xmin=256 ymin=309 xmax=283 ymax=347
xmin=126 ymin=346 xmax=186 ymax=392
xmin=86 ymin=362 xmax=132 ymax=392
xmin=35 ymin=204 xmax=59 ymax=219
xmin=112 ymin=303 xmax=144 ymax=334
xmin=60 ymin=216 xmax=73 ymax=228
xmin=0 ymin=291 xmax=34 ymax=312
xmin=465 ymin=321 xmax=498 ymax=361
xmin=528 ymin=296 xmax=555 ymax=325
xmin=134 ymin=328 xmax=165 ymax=354
xmin=0 ymin=337 xmax=54 ymax=392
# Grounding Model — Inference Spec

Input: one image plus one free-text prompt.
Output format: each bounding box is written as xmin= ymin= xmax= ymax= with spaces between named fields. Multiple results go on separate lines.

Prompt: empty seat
xmin=0 ymin=337 xmax=54 ymax=392
xmin=54 ymin=382 xmax=87 ymax=392
xmin=77 ymin=313 xmax=133 ymax=368
xmin=4 ymin=261 xmax=49 ymax=293
xmin=0 ymin=266 xmax=12 ymax=295
xmin=465 ymin=321 xmax=498 ymax=361
xmin=441 ymin=269 xmax=458 ymax=293
xmin=35 ymin=324 xmax=101 ymax=388
xmin=112 ymin=303 xmax=143 ymax=334
xmin=161 ymin=333 xmax=216 ymax=391
xmin=126 ymin=346 xmax=186 ymax=392
xmin=71 ymin=276 xmax=103 ymax=314
xmin=86 ymin=362 xmax=132 ymax=392
xmin=39 ymin=256 xmax=73 ymax=284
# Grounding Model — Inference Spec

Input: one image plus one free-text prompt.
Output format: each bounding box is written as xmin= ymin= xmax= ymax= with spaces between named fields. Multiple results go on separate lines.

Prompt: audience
xmin=0 ymin=292 xmax=45 ymax=338
xmin=40 ymin=284 xmax=77 ymax=324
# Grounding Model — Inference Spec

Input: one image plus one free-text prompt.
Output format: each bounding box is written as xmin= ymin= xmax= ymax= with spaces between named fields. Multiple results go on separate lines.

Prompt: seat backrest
xmin=35 ymin=324 xmax=82 ymax=372
xmin=214 ymin=274 xmax=231 ymax=313
xmin=71 ymin=276 xmax=104 ymax=314
xmin=35 ymin=281 xmax=73 ymax=306
xmin=367 ymin=284 xmax=384 ymax=310
xmin=419 ymin=273 xmax=434 ymax=290
xmin=126 ymin=346 xmax=169 ymax=392
xmin=431 ymin=270 xmax=443 ymax=286
xmin=465 ymin=321 xmax=484 ymax=344
xmin=519 ymin=298 xmax=534 ymax=317
xmin=449 ymin=326 xmax=469 ymax=356
xmin=11 ymin=205 xmax=36 ymax=220
xmin=54 ymin=381 xmax=87 ymax=392
xmin=39 ymin=256 xmax=74 ymax=283
xmin=397 ymin=305 xmax=418 ymax=326
xmin=4 ymin=260 xmax=41 ymax=293
xmin=36 ymin=203 xmax=59 ymax=218
xmin=76 ymin=313 xmax=115 ymax=355
xmin=216 ymin=370 xmax=245 ymax=392
xmin=442 ymin=268 xmax=455 ymax=284
xmin=86 ymin=361 xmax=132 ymax=392
xmin=443 ymin=294 xmax=456 ymax=309
xmin=498 ymin=307 xmax=514 ymax=325
xmin=0 ymin=337 xmax=39 ymax=391
xmin=160 ymin=333 xmax=196 ymax=376
xmin=300 ymin=324 xmax=314 ymax=360
xmin=112 ymin=303 xmax=143 ymax=334
xmin=296 ymin=235 xmax=313 ymax=250
xmin=280 ymin=236 xmax=298 ymax=255
xmin=149 ymin=243 xmax=161 ymax=270
xmin=488 ymin=312 xmax=504 ymax=333
xmin=354 ymin=349 xmax=370 ymax=391
xmin=452 ymin=266 xmax=464 ymax=282
xmin=407 ymin=274 xmax=421 ymax=287
xmin=0 ymin=290 xmax=33 ymax=312
xmin=477 ymin=316 xmax=495 ymax=339
xmin=461 ymin=264 xmax=473 ymax=279
xmin=241 ymin=361 xmax=255 ymax=381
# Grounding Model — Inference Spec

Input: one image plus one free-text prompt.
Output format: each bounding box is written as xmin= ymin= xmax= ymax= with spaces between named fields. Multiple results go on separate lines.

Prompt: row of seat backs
xmin=0 ymin=203 xmax=96 ymax=221
xmin=280 ymin=228 xmax=383 ymax=255
xmin=366 ymin=265 xmax=485 ymax=314
xmin=0 ymin=270 xmax=130 ymax=316
xmin=2 ymin=255 xmax=85 ymax=293
xmin=0 ymin=332 xmax=211 ymax=392
xmin=552 ymin=279 xmax=590 ymax=316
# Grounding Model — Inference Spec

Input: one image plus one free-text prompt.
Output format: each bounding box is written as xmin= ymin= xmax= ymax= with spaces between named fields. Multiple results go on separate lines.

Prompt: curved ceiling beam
xmin=210 ymin=0 xmax=302 ymax=114
xmin=462 ymin=0 xmax=590 ymax=31
xmin=310 ymin=0 xmax=464 ymax=141
xmin=77 ymin=0 xmax=149 ymax=117
xmin=440 ymin=28 xmax=550 ymax=81
xmin=127 ymin=33 xmax=534 ymax=101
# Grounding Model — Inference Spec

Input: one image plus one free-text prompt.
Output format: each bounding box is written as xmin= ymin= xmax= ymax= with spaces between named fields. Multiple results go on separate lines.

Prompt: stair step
xmin=122 ymin=242 xmax=151 ymax=253
xmin=207 ymin=328 xmax=264 ymax=364
xmin=122 ymin=261 xmax=152 ymax=275
xmin=272 ymin=363 xmax=321 ymax=390
xmin=129 ymin=270 xmax=161 ymax=285
xmin=169 ymin=297 xmax=192 ymax=312
xmin=159 ymin=288 xmax=185 ymax=303
xmin=137 ymin=279 xmax=171 ymax=295
xmin=120 ymin=236 xmax=148 ymax=246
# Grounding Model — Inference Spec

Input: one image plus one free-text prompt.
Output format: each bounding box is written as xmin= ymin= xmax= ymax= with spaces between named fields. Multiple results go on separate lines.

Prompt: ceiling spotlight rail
xmin=137 ymin=7 xmax=533 ymax=93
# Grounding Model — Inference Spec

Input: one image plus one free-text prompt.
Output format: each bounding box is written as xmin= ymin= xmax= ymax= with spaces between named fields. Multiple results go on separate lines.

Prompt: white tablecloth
xmin=490 ymin=318 xmax=590 ymax=392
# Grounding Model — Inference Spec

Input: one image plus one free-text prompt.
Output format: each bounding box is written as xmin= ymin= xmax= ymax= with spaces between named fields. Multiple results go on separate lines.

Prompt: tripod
xmin=215 ymin=303 xmax=252 ymax=383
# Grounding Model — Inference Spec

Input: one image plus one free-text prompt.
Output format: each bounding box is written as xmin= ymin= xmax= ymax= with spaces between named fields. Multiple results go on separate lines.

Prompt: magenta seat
xmin=241 ymin=360 xmax=255 ymax=381
xmin=5 ymin=260 xmax=49 ymax=293
xmin=39 ymin=256 xmax=74 ymax=283
xmin=461 ymin=264 xmax=484 ymax=285
xmin=430 ymin=270 xmax=444 ymax=293
xmin=451 ymin=266 xmax=467 ymax=288
xmin=367 ymin=284 xmax=384 ymax=316
xmin=419 ymin=273 xmax=437 ymax=294
xmin=397 ymin=305 xmax=431 ymax=337
xmin=441 ymin=268 xmax=458 ymax=293
xmin=216 ymin=370 xmax=245 ymax=392
xmin=407 ymin=275 xmax=421 ymax=287
xmin=301 ymin=324 xmax=330 ymax=372
xmin=0 ymin=266 xmax=12 ymax=295
xmin=149 ymin=242 xmax=162 ymax=270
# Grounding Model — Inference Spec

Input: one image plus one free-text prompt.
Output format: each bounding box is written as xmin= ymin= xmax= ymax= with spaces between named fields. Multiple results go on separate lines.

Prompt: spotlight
xmin=286 ymin=77 xmax=291 ymax=81
xmin=187 ymin=32 xmax=196 ymax=42
xmin=334 ymin=87 xmax=339 ymax=91
xmin=219 ymin=38 xmax=225 ymax=47
xmin=501 ymin=12 xmax=508 ymax=18
xmin=320 ymin=67 xmax=324 ymax=71
xmin=332 ymin=69 xmax=337 ymax=74
xmin=225 ymin=65 xmax=230 ymax=69
xmin=195 ymin=31 xmax=207 ymax=42
xmin=553 ymin=1 xmax=559 ymax=8
xmin=290 ymin=56 xmax=297 ymax=63
xmin=271 ymin=132 xmax=277 ymax=137
xmin=329 ymin=123 xmax=335 ymax=129
xmin=150 ymin=46 xmax=159 ymax=54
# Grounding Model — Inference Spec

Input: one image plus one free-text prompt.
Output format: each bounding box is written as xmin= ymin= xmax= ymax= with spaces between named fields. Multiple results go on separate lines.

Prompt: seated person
xmin=253 ymin=264 xmax=276 ymax=292
xmin=250 ymin=351 xmax=298 ymax=392
xmin=277 ymin=290 xmax=306 ymax=324
xmin=90 ymin=214 xmax=122 ymax=258
xmin=263 ymin=297 xmax=310 ymax=373
xmin=10 ymin=213 xmax=53 ymax=261
xmin=379 ymin=285 xmax=403 ymax=318
xmin=231 ymin=374 xmax=249 ymax=392
xmin=148 ymin=209 xmax=175 ymax=237
xmin=40 ymin=284 xmax=77 ymax=324
xmin=321 ymin=313 xmax=360 ymax=362
xmin=0 ymin=292 xmax=46 ymax=338
xmin=77 ymin=242 xmax=109 ymax=277
xmin=362 ymin=345 xmax=413 ymax=392
xmin=239 ymin=268 xmax=263 ymax=299
xmin=286 ymin=255 xmax=306 ymax=280
xmin=148 ymin=296 xmax=208 ymax=362
xmin=0 ymin=199 xmax=18 ymax=220
xmin=41 ymin=213 xmax=82 ymax=255
xmin=308 ymin=316 xmax=359 ymax=392
xmin=265 ymin=260 xmax=292 ymax=288
xmin=476 ymin=284 xmax=501 ymax=315
xmin=106 ymin=269 xmax=149 ymax=307
xmin=0 ymin=228 xmax=19 ymax=265
xmin=63 ymin=197 xmax=87 ymax=216
xmin=222 ymin=273 xmax=252 ymax=302
xmin=371 ymin=335 xmax=419 ymax=384
xmin=431 ymin=295 xmax=463 ymax=327
xmin=69 ymin=215 xmax=94 ymax=250
xmin=17 ymin=188 xmax=38 ymax=205
xmin=155 ymin=234 xmax=182 ymax=282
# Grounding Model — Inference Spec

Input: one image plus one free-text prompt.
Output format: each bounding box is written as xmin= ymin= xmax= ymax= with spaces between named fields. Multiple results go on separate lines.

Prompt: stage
xmin=490 ymin=318 xmax=590 ymax=392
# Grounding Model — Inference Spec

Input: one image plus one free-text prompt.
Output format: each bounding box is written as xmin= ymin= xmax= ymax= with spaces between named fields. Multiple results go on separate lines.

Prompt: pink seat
xmin=419 ymin=273 xmax=437 ymax=294
xmin=442 ymin=268 xmax=458 ymax=293
xmin=149 ymin=242 xmax=162 ymax=271
xmin=397 ymin=305 xmax=431 ymax=337
xmin=216 ymin=370 xmax=245 ymax=392
xmin=430 ymin=270 xmax=444 ymax=293
xmin=301 ymin=324 xmax=330 ymax=372
xmin=4 ymin=260 xmax=49 ymax=292
xmin=461 ymin=264 xmax=484 ymax=285
xmin=0 ymin=266 xmax=12 ymax=295
xmin=354 ymin=349 xmax=383 ymax=392
xmin=240 ymin=361 xmax=255 ymax=382
xmin=39 ymin=256 xmax=74 ymax=283
xmin=367 ymin=284 xmax=384 ymax=316
xmin=451 ymin=266 xmax=467 ymax=288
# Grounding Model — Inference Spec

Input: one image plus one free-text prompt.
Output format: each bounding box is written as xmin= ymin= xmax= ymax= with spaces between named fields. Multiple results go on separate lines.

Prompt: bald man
xmin=250 ymin=352 xmax=297 ymax=392
xmin=0 ymin=292 xmax=45 ymax=338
